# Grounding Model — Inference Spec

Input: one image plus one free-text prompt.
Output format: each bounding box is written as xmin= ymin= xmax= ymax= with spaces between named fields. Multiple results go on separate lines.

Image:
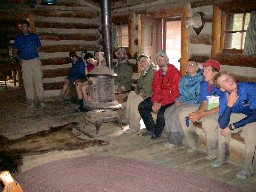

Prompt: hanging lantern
xmin=42 ymin=0 xmax=56 ymax=5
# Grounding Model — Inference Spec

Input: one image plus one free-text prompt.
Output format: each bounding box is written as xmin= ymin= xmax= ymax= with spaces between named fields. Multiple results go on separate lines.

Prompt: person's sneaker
xmin=121 ymin=118 xmax=130 ymax=125
xmin=206 ymin=154 xmax=217 ymax=160
xmin=211 ymin=159 xmax=228 ymax=168
xmin=123 ymin=129 xmax=137 ymax=134
xmin=236 ymin=169 xmax=255 ymax=180
xmin=187 ymin=147 xmax=197 ymax=153
xmin=77 ymin=107 xmax=86 ymax=113
xmin=151 ymin=133 xmax=160 ymax=140
xmin=164 ymin=143 xmax=176 ymax=149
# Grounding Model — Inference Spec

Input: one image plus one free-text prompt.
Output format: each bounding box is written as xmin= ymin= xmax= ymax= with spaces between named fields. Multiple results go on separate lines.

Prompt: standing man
xmin=13 ymin=20 xmax=44 ymax=107
xmin=113 ymin=47 xmax=133 ymax=92
xmin=212 ymin=72 xmax=256 ymax=180
xmin=179 ymin=59 xmax=221 ymax=160
xmin=138 ymin=50 xmax=181 ymax=139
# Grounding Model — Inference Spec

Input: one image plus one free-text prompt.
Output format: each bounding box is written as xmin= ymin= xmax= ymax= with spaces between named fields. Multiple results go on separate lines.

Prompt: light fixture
xmin=42 ymin=0 xmax=56 ymax=5
xmin=185 ymin=12 xmax=205 ymax=35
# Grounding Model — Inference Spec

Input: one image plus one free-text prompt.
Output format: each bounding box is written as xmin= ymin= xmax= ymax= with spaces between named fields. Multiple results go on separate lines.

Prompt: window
xmin=224 ymin=13 xmax=250 ymax=50
xmin=116 ymin=25 xmax=129 ymax=47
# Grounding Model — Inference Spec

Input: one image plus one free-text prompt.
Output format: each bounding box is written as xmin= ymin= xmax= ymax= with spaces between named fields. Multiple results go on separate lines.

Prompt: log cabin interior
xmin=0 ymin=0 xmax=255 ymax=96
xmin=0 ymin=0 xmax=256 ymax=191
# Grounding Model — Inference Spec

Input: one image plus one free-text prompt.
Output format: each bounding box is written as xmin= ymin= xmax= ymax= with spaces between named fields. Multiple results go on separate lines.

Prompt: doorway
xmin=164 ymin=18 xmax=181 ymax=70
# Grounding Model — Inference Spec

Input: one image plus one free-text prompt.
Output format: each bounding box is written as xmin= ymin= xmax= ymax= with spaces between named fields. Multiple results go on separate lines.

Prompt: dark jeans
xmin=138 ymin=97 xmax=174 ymax=136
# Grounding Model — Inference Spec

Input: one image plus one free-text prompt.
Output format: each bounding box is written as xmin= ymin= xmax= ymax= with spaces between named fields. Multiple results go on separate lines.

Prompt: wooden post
xmin=137 ymin=14 xmax=142 ymax=76
xmin=27 ymin=14 xmax=36 ymax=33
xmin=128 ymin=14 xmax=135 ymax=58
xmin=211 ymin=4 xmax=222 ymax=58
xmin=180 ymin=3 xmax=190 ymax=76
xmin=220 ymin=12 xmax=226 ymax=52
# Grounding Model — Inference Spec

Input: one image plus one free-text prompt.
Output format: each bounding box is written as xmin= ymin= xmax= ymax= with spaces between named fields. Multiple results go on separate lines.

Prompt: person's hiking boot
xmin=206 ymin=154 xmax=217 ymax=160
xmin=211 ymin=159 xmax=228 ymax=168
xmin=151 ymin=133 xmax=160 ymax=140
xmin=164 ymin=143 xmax=176 ymax=149
xmin=187 ymin=147 xmax=197 ymax=153
xmin=236 ymin=168 xmax=255 ymax=180
xmin=39 ymin=102 xmax=45 ymax=107
xmin=76 ymin=106 xmax=88 ymax=113
xmin=123 ymin=129 xmax=137 ymax=134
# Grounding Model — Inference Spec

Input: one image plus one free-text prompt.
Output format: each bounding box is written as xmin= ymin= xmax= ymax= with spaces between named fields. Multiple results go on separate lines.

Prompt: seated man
xmin=212 ymin=71 xmax=256 ymax=180
xmin=75 ymin=52 xmax=96 ymax=112
xmin=179 ymin=59 xmax=222 ymax=160
xmin=59 ymin=52 xmax=85 ymax=101
xmin=164 ymin=60 xmax=203 ymax=147
xmin=123 ymin=54 xmax=157 ymax=134
xmin=138 ymin=50 xmax=181 ymax=139
xmin=113 ymin=47 xmax=133 ymax=92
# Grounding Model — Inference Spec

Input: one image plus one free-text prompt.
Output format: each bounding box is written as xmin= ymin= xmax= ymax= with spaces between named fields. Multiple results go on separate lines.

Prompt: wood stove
xmin=84 ymin=66 xmax=123 ymax=134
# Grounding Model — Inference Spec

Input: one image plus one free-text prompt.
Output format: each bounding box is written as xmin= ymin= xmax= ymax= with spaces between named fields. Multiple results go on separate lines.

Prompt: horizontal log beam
xmin=217 ymin=1 xmax=256 ymax=13
xmin=35 ymin=22 xmax=99 ymax=29
xmin=39 ymin=33 xmax=99 ymax=41
xmin=189 ymin=55 xmax=210 ymax=63
xmin=40 ymin=44 xmax=99 ymax=53
xmin=233 ymin=75 xmax=256 ymax=83
xmin=190 ymin=34 xmax=212 ymax=45
xmin=43 ymin=68 xmax=70 ymax=78
xmin=41 ymin=57 xmax=70 ymax=66
xmin=43 ymin=82 xmax=63 ymax=90
xmin=33 ymin=11 xmax=99 ymax=18
xmin=145 ymin=7 xmax=183 ymax=18
xmin=214 ymin=53 xmax=256 ymax=68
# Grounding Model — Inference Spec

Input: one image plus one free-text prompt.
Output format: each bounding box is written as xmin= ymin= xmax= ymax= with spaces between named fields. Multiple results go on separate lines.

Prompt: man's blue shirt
xmin=176 ymin=69 xmax=203 ymax=104
xmin=13 ymin=32 xmax=41 ymax=60
xmin=218 ymin=82 xmax=256 ymax=129
xmin=68 ymin=57 xmax=85 ymax=81
xmin=199 ymin=80 xmax=222 ymax=102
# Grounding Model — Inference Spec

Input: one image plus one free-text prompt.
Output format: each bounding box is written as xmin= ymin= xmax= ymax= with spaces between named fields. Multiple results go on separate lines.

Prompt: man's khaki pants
xmin=217 ymin=113 xmax=256 ymax=171
xmin=125 ymin=91 xmax=144 ymax=131
xmin=179 ymin=105 xmax=219 ymax=156
xmin=21 ymin=58 xmax=44 ymax=103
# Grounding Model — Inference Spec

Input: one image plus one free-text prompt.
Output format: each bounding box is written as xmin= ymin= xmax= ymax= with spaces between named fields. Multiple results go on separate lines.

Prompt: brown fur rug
xmin=0 ymin=122 xmax=109 ymax=174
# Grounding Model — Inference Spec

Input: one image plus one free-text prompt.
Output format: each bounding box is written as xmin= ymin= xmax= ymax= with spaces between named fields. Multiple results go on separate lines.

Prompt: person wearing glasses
xmin=212 ymin=71 xmax=256 ymax=180
xmin=138 ymin=50 xmax=181 ymax=139
xmin=59 ymin=51 xmax=85 ymax=101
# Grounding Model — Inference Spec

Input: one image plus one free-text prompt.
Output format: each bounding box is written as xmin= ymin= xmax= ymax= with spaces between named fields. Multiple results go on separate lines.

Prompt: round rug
xmin=15 ymin=155 xmax=240 ymax=192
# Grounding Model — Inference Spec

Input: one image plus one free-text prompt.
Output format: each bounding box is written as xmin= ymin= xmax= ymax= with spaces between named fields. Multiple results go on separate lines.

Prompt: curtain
xmin=243 ymin=11 xmax=256 ymax=55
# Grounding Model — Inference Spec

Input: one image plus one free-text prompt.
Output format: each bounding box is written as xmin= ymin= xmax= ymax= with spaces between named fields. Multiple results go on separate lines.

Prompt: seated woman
xmin=164 ymin=60 xmax=203 ymax=147
xmin=123 ymin=54 xmax=157 ymax=134
xmin=75 ymin=52 xmax=96 ymax=112
xmin=60 ymin=52 xmax=85 ymax=100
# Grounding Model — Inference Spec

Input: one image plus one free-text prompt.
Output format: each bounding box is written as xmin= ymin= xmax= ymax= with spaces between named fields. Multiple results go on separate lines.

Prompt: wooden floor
xmin=20 ymin=122 xmax=256 ymax=192
xmin=1 ymin=87 xmax=256 ymax=192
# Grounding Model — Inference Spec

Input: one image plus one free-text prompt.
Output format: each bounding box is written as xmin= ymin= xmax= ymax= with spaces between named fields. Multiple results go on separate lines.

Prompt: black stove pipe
xmin=101 ymin=0 xmax=112 ymax=69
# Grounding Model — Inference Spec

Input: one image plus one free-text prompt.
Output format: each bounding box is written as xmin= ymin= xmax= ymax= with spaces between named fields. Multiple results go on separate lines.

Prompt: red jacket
xmin=151 ymin=64 xmax=181 ymax=106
